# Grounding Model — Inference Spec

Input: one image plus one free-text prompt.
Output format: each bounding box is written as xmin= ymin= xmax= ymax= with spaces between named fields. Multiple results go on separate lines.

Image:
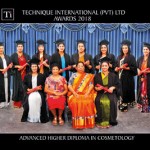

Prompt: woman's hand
xmin=109 ymin=63 xmax=112 ymax=68
xmin=95 ymin=86 xmax=103 ymax=91
xmin=9 ymin=63 xmax=13 ymax=68
xmin=27 ymin=88 xmax=32 ymax=92
xmin=84 ymin=60 xmax=90 ymax=66
xmin=96 ymin=65 xmax=101 ymax=70
xmin=115 ymin=67 xmax=119 ymax=72
xmin=84 ymin=92 xmax=89 ymax=98
xmin=108 ymin=86 xmax=115 ymax=93
xmin=73 ymin=91 xmax=79 ymax=98
xmin=59 ymin=69 xmax=63 ymax=73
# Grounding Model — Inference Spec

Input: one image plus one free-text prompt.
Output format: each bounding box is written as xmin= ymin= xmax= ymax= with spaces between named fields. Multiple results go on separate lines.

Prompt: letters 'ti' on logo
xmin=1 ymin=8 xmax=14 ymax=21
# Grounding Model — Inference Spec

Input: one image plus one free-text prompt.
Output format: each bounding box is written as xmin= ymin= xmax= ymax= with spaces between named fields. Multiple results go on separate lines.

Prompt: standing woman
xmin=71 ymin=40 xmax=94 ymax=74
xmin=11 ymin=40 xmax=30 ymax=108
xmin=45 ymin=64 xmax=68 ymax=126
xmin=32 ymin=40 xmax=51 ymax=78
xmin=115 ymin=40 xmax=137 ymax=112
xmin=94 ymin=40 xmax=116 ymax=73
xmin=21 ymin=58 xmax=49 ymax=123
xmin=51 ymin=39 xmax=71 ymax=82
xmin=137 ymin=42 xmax=150 ymax=112
xmin=0 ymin=42 xmax=13 ymax=108
xmin=94 ymin=57 xmax=120 ymax=128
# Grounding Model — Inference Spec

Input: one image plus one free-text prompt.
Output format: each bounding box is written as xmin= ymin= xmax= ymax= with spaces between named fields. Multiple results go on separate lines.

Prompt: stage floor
xmin=0 ymin=101 xmax=150 ymax=133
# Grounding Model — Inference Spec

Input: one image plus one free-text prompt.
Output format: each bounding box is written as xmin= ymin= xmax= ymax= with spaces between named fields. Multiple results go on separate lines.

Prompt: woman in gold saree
xmin=68 ymin=62 xmax=96 ymax=129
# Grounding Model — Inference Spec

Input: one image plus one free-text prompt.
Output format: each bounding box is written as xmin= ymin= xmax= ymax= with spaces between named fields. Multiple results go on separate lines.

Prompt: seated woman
xmin=21 ymin=58 xmax=49 ymax=123
xmin=44 ymin=63 xmax=68 ymax=126
xmin=68 ymin=61 xmax=96 ymax=129
xmin=94 ymin=57 xmax=120 ymax=128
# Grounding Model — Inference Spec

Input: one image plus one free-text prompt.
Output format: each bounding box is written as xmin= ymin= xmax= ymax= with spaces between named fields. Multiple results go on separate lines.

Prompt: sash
xmin=68 ymin=73 xmax=93 ymax=96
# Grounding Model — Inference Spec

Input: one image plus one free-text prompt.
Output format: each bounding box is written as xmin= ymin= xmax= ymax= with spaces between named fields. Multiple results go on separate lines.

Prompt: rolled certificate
xmin=18 ymin=63 xmax=29 ymax=71
xmin=39 ymin=59 xmax=48 ymax=68
xmin=96 ymin=84 xmax=111 ymax=93
xmin=2 ymin=62 xmax=13 ymax=74
xmin=118 ymin=63 xmax=128 ymax=71
xmin=27 ymin=85 xmax=42 ymax=94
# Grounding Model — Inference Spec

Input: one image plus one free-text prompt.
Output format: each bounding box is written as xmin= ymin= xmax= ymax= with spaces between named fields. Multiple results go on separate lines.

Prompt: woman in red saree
xmin=11 ymin=40 xmax=30 ymax=108
xmin=68 ymin=62 xmax=96 ymax=129
xmin=137 ymin=42 xmax=150 ymax=112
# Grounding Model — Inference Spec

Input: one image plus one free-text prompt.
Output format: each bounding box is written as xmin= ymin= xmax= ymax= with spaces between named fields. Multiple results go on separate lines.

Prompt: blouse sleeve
xmin=45 ymin=77 xmax=49 ymax=85
xmin=68 ymin=73 xmax=76 ymax=85
xmin=62 ymin=77 xmax=67 ymax=85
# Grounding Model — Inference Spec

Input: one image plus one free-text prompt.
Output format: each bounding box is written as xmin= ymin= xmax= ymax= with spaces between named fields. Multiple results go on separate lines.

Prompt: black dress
xmin=11 ymin=53 xmax=30 ymax=102
xmin=50 ymin=52 xmax=70 ymax=81
xmin=116 ymin=54 xmax=137 ymax=104
xmin=71 ymin=53 xmax=94 ymax=74
xmin=0 ymin=55 xmax=12 ymax=103
xmin=32 ymin=53 xmax=51 ymax=78
xmin=21 ymin=73 xmax=49 ymax=123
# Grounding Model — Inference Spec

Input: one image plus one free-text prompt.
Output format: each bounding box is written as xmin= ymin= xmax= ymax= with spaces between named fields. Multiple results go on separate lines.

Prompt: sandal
xmin=58 ymin=117 xmax=64 ymax=126
xmin=52 ymin=117 xmax=57 ymax=126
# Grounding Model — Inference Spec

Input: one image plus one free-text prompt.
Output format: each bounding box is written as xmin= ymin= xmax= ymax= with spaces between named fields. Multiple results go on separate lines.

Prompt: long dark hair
xmin=37 ymin=45 xmax=46 ymax=60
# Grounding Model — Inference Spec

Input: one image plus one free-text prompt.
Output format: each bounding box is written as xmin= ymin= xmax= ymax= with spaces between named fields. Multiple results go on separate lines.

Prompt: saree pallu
xmin=39 ymin=57 xmax=44 ymax=74
xmin=68 ymin=73 xmax=96 ymax=129
xmin=18 ymin=55 xmax=27 ymax=81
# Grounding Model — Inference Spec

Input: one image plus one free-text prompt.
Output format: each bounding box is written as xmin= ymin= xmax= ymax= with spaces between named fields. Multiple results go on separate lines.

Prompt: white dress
xmin=0 ymin=58 xmax=8 ymax=108
xmin=27 ymin=75 xmax=42 ymax=123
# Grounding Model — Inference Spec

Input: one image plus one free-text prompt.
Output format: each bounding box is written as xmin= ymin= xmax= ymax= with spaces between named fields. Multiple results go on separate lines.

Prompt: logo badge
xmin=1 ymin=8 xmax=14 ymax=21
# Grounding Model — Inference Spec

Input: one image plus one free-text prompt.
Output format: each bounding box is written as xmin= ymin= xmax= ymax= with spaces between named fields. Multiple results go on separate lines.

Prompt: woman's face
xmin=122 ymin=45 xmax=129 ymax=55
xmin=38 ymin=45 xmax=44 ymax=53
xmin=52 ymin=66 xmax=59 ymax=75
xmin=77 ymin=63 xmax=85 ymax=73
xmin=31 ymin=64 xmax=38 ymax=73
xmin=17 ymin=44 xmax=23 ymax=53
xmin=57 ymin=44 xmax=65 ymax=52
xmin=0 ymin=46 xmax=4 ymax=54
xmin=100 ymin=45 xmax=108 ymax=54
xmin=101 ymin=62 xmax=109 ymax=72
xmin=78 ymin=43 xmax=85 ymax=53
xmin=143 ymin=46 xmax=150 ymax=56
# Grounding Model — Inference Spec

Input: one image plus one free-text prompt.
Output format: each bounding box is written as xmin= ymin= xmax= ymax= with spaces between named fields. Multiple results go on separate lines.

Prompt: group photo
xmin=0 ymin=23 xmax=150 ymax=133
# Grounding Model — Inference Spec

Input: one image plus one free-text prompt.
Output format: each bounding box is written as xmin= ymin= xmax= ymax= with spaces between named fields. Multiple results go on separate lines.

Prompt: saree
xmin=140 ymin=60 xmax=149 ymax=112
xmin=68 ymin=73 xmax=96 ymax=129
